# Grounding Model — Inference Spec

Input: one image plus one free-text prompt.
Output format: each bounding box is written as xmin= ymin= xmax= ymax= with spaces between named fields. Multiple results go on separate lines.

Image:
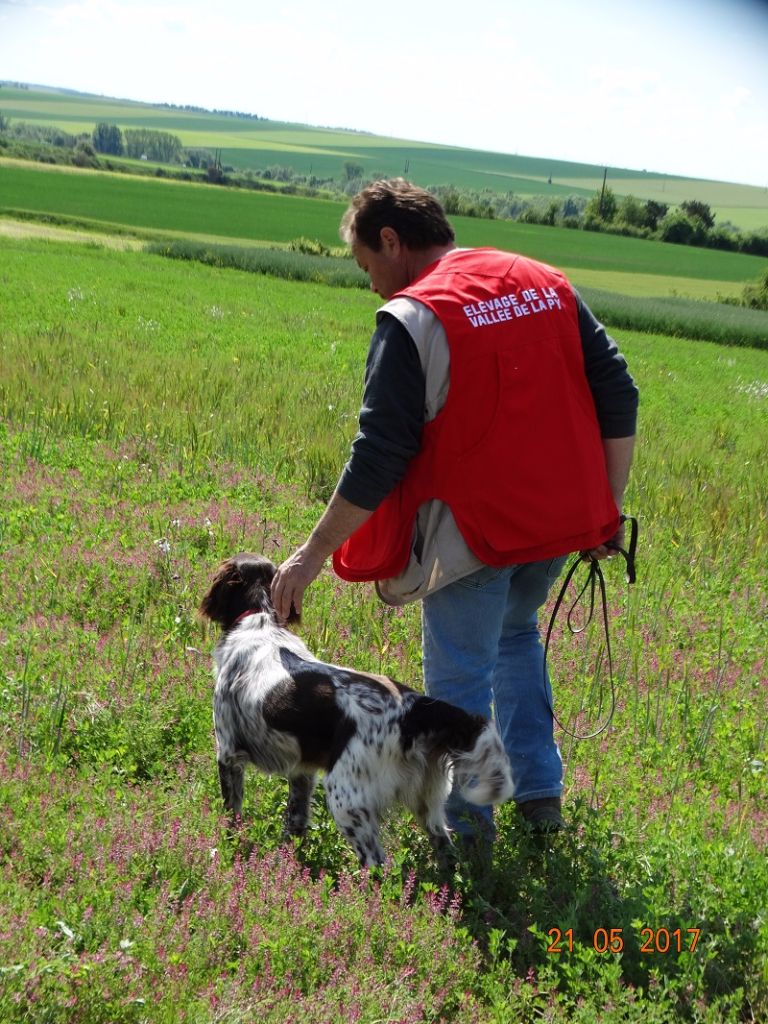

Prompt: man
xmin=272 ymin=179 xmax=638 ymax=838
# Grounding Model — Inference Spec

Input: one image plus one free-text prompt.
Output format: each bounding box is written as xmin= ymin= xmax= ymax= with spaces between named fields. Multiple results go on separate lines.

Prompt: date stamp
xmin=547 ymin=927 xmax=701 ymax=955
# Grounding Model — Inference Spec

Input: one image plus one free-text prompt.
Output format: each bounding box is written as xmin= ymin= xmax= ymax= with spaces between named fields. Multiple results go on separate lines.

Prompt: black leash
xmin=543 ymin=515 xmax=638 ymax=740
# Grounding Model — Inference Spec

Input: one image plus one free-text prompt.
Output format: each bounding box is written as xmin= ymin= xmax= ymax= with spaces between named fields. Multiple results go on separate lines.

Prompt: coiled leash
xmin=543 ymin=515 xmax=638 ymax=740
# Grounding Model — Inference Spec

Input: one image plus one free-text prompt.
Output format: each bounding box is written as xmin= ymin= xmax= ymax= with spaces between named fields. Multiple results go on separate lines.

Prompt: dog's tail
xmin=453 ymin=720 xmax=514 ymax=807
xmin=401 ymin=697 xmax=514 ymax=807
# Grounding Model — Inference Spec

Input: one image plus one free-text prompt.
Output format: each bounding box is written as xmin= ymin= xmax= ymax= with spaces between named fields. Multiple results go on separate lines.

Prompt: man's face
xmin=351 ymin=229 xmax=410 ymax=300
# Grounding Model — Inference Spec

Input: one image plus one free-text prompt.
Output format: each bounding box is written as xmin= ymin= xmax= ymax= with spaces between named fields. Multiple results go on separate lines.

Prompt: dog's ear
xmin=199 ymin=558 xmax=241 ymax=625
xmin=284 ymin=604 xmax=301 ymax=627
xmin=199 ymin=554 xmax=278 ymax=629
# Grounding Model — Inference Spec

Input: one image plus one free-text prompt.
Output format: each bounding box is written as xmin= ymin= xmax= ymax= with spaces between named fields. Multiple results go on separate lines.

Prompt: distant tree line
xmin=2 ymin=113 xmax=766 ymax=262
xmin=426 ymin=182 xmax=768 ymax=258
xmin=576 ymin=185 xmax=768 ymax=257
xmin=155 ymin=102 xmax=264 ymax=121
xmin=1 ymin=119 xmax=80 ymax=148
xmin=91 ymin=123 xmax=183 ymax=162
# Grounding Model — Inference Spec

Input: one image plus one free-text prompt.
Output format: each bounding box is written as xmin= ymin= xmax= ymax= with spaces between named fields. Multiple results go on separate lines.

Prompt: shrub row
xmin=146 ymin=239 xmax=367 ymax=288
xmin=578 ymin=286 xmax=768 ymax=349
xmin=147 ymin=239 xmax=768 ymax=349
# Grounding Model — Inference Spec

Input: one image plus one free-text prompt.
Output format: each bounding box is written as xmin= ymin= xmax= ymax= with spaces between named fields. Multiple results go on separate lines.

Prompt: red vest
xmin=333 ymin=248 xmax=619 ymax=582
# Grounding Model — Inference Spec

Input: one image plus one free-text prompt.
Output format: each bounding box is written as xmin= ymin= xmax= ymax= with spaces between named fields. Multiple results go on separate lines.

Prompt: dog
xmin=199 ymin=553 xmax=514 ymax=867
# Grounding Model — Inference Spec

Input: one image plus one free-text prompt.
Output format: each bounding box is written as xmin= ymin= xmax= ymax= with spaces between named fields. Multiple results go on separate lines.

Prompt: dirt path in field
xmin=0 ymin=217 xmax=143 ymax=250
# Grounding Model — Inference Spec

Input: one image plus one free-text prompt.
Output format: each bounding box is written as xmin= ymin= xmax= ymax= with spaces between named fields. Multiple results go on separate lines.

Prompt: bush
xmin=616 ymin=194 xmax=647 ymax=228
xmin=147 ymin=239 xmax=367 ymax=288
xmin=584 ymin=185 xmax=618 ymax=223
xmin=72 ymin=142 xmax=99 ymax=169
xmin=740 ymin=229 xmax=768 ymax=257
xmin=288 ymin=236 xmax=331 ymax=256
xmin=579 ymin=285 xmax=768 ymax=348
xmin=519 ymin=201 xmax=559 ymax=226
xmin=583 ymin=211 xmax=609 ymax=232
xmin=741 ymin=269 xmax=768 ymax=311
xmin=705 ymin=226 xmax=739 ymax=252
xmin=658 ymin=210 xmax=705 ymax=246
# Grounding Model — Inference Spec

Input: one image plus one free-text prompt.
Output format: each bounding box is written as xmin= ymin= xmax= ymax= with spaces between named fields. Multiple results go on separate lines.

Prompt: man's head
xmin=341 ymin=179 xmax=456 ymax=299
xmin=341 ymin=179 xmax=455 ymax=251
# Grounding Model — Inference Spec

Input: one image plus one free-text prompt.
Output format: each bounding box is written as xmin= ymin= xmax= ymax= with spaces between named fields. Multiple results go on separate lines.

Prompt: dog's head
xmin=199 ymin=553 xmax=299 ymax=630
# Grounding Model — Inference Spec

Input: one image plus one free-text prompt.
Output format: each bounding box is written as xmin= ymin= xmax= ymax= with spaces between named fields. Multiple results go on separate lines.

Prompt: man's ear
xmin=379 ymin=226 xmax=401 ymax=254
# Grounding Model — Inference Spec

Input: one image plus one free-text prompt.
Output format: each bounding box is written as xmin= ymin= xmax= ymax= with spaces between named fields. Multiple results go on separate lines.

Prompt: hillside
xmin=2 ymin=83 xmax=767 ymax=230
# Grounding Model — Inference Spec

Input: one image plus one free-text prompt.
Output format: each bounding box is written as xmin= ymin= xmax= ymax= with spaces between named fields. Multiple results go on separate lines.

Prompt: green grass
xmin=2 ymin=85 xmax=767 ymax=228
xmin=141 ymin=237 xmax=768 ymax=350
xmin=0 ymin=161 xmax=349 ymax=247
xmin=0 ymin=235 xmax=766 ymax=1022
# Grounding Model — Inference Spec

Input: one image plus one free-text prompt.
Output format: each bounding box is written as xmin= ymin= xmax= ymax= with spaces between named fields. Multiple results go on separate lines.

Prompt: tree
xmin=0 ymin=112 xmax=9 ymax=133
xmin=642 ymin=200 xmax=668 ymax=231
xmin=658 ymin=209 xmax=703 ymax=245
xmin=72 ymin=140 xmax=99 ymax=168
xmin=92 ymin=122 xmax=123 ymax=155
xmin=183 ymin=147 xmax=215 ymax=169
xmin=616 ymin=194 xmax=646 ymax=228
xmin=680 ymin=200 xmax=715 ymax=230
xmin=584 ymin=185 xmax=617 ymax=223
xmin=123 ymin=128 xmax=182 ymax=163
xmin=343 ymin=161 xmax=364 ymax=181
xmin=741 ymin=269 xmax=768 ymax=310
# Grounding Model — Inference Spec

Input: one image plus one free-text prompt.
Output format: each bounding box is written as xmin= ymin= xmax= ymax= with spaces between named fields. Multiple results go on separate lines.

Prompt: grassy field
xmin=2 ymin=85 xmax=767 ymax=228
xmin=0 ymin=236 xmax=766 ymax=1022
xmin=136 ymin=238 xmax=768 ymax=348
xmin=3 ymin=160 xmax=767 ymax=306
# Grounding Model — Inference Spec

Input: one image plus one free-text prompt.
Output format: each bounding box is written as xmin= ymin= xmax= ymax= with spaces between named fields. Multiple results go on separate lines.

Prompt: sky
xmin=1 ymin=0 xmax=767 ymax=187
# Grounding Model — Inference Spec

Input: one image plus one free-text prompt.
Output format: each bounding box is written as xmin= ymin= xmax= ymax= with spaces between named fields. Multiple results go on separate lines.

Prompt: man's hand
xmin=271 ymin=543 xmax=326 ymax=620
xmin=583 ymin=519 xmax=625 ymax=562
xmin=270 ymin=491 xmax=374 ymax=621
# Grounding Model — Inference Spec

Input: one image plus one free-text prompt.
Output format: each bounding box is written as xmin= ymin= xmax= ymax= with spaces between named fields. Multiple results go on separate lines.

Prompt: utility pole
xmin=598 ymin=167 xmax=608 ymax=218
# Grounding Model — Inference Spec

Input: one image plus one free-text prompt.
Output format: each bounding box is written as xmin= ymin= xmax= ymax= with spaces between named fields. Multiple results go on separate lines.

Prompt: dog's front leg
xmin=283 ymin=773 xmax=316 ymax=838
xmin=218 ymin=758 xmax=245 ymax=824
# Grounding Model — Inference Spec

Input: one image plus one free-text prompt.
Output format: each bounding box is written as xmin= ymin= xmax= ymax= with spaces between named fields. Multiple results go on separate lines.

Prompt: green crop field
xmin=2 ymin=85 xmax=767 ymax=229
xmin=0 ymin=235 xmax=766 ymax=1022
xmin=2 ymin=160 xmax=767 ymax=306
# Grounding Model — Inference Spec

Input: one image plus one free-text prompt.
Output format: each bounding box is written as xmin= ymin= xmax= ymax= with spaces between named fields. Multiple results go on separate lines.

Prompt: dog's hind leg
xmin=218 ymin=758 xmax=245 ymax=821
xmin=407 ymin=764 xmax=453 ymax=859
xmin=329 ymin=802 xmax=386 ymax=868
xmin=283 ymin=773 xmax=316 ymax=837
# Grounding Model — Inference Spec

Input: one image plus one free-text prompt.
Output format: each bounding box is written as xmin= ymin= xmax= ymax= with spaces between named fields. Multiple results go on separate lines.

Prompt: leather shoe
xmin=517 ymin=797 xmax=565 ymax=832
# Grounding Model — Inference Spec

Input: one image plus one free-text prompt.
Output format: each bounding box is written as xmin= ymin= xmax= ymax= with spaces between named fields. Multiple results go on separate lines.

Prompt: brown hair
xmin=340 ymin=179 xmax=455 ymax=251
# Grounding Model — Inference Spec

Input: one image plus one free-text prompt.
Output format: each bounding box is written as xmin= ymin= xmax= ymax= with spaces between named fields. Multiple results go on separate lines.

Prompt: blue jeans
xmin=421 ymin=557 xmax=567 ymax=835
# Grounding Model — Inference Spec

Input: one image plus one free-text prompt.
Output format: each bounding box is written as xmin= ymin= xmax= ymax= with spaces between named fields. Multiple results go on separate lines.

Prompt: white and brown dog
xmin=200 ymin=554 xmax=513 ymax=867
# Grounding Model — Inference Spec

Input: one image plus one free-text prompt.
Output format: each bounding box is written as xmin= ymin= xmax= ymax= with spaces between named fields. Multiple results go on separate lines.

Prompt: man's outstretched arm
xmin=271 ymin=491 xmax=372 ymax=620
